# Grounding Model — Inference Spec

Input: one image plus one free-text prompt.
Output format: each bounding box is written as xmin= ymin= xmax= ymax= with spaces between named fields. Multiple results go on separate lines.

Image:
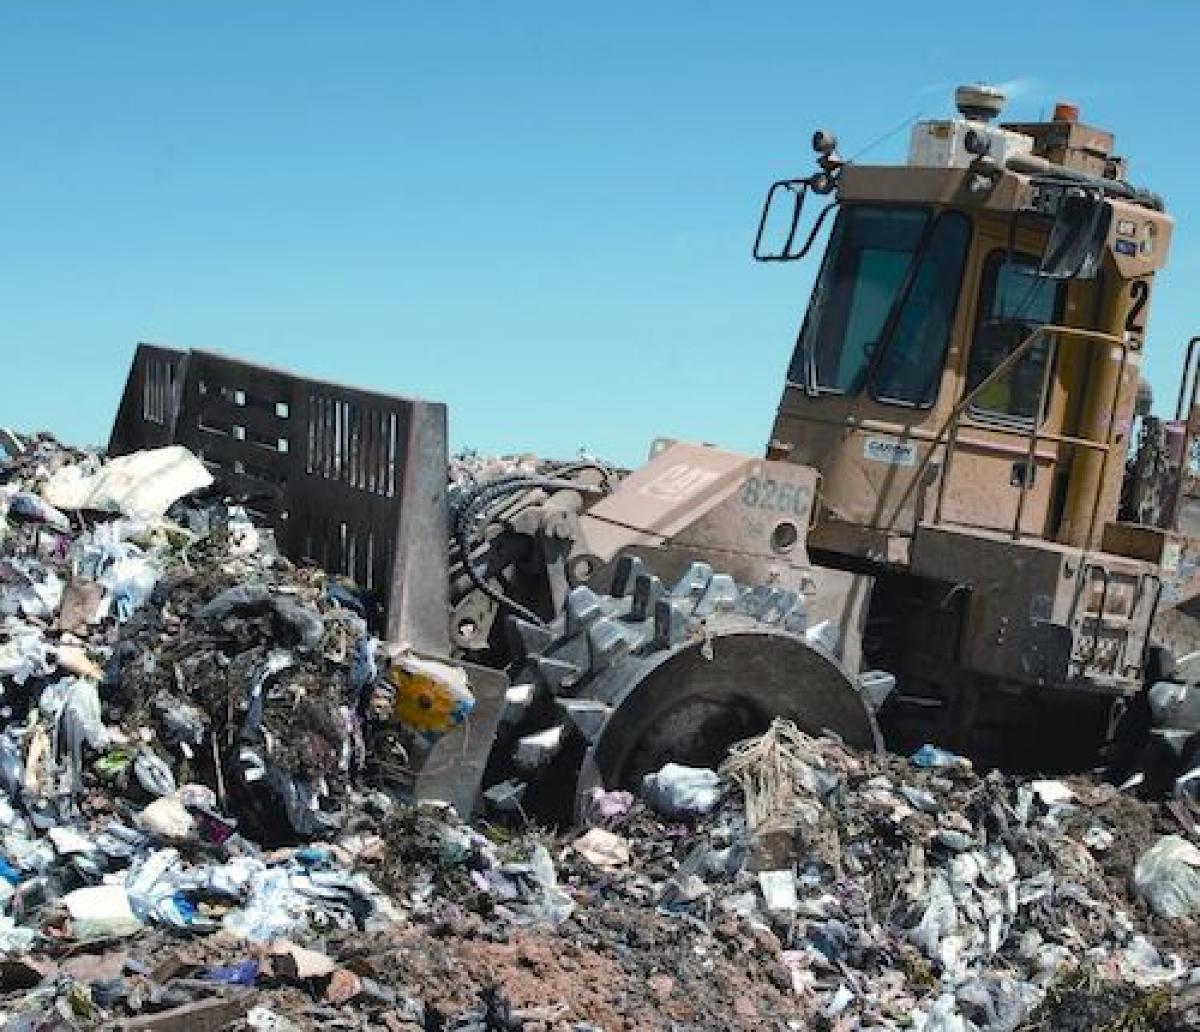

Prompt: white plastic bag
xmin=642 ymin=763 xmax=720 ymax=819
xmin=44 ymin=445 xmax=212 ymax=519
xmin=1132 ymin=835 xmax=1200 ymax=919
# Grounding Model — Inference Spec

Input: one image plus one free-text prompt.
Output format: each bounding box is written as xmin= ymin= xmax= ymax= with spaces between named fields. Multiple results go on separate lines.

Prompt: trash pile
xmin=0 ymin=432 xmax=1196 ymax=1030
xmin=366 ymin=722 xmax=1200 ymax=1031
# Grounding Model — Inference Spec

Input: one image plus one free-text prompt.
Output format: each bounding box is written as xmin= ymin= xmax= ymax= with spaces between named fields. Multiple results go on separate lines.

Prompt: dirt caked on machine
xmin=110 ymin=83 xmax=1199 ymax=820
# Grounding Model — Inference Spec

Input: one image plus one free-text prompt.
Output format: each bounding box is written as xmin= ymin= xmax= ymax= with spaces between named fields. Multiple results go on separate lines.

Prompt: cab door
xmin=935 ymin=227 xmax=1077 ymax=538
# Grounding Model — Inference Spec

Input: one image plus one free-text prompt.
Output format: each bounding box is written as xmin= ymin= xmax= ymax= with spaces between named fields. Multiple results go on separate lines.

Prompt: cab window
xmin=789 ymin=205 xmax=970 ymax=408
xmin=793 ymin=206 xmax=930 ymax=394
xmin=966 ymin=251 xmax=1065 ymax=424
xmin=871 ymin=212 xmax=971 ymax=406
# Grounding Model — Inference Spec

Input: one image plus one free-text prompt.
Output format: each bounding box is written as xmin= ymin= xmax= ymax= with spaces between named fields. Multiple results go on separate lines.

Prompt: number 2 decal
xmin=1125 ymin=280 xmax=1149 ymax=336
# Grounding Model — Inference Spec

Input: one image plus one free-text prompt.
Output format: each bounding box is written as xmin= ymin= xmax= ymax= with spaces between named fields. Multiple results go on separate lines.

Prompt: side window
xmin=966 ymin=251 xmax=1065 ymax=424
xmin=870 ymin=212 xmax=972 ymax=407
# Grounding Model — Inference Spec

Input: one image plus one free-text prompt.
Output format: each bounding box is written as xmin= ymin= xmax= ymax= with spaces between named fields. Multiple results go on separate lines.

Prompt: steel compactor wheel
xmin=483 ymin=556 xmax=881 ymax=821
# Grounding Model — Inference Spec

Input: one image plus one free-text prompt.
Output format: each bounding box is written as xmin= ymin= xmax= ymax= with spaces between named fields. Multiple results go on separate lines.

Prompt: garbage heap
xmin=0 ymin=433 xmax=1196 ymax=1030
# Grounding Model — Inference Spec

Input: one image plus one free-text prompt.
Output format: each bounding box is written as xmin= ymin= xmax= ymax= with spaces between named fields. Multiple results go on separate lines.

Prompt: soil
xmin=1019 ymin=967 xmax=1180 ymax=1032
xmin=356 ymin=908 xmax=800 ymax=1032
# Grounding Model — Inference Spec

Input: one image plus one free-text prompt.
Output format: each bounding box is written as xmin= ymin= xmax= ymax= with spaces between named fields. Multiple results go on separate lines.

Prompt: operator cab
xmin=759 ymin=85 xmax=1172 ymax=564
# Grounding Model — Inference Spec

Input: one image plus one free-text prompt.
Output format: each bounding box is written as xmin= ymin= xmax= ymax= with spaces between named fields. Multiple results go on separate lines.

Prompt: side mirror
xmin=1037 ymin=187 xmax=1112 ymax=280
xmin=753 ymin=178 xmax=836 ymax=262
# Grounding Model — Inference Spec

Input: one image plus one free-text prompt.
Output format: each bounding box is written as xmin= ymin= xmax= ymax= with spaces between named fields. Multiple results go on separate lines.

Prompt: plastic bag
xmin=911 ymin=744 xmax=970 ymax=770
xmin=350 ymin=636 xmax=379 ymax=698
xmin=42 ymin=446 xmax=212 ymax=519
xmin=0 ymin=560 xmax=64 ymax=621
xmin=246 ymin=1008 xmax=305 ymax=1032
xmin=758 ymin=869 xmax=799 ymax=913
xmin=133 ymin=751 xmax=177 ymax=797
xmin=7 ymin=492 xmax=70 ymax=533
xmin=0 ymin=627 xmax=52 ymax=684
xmin=125 ymin=846 xmax=184 ymax=922
xmin=204 ymin=959 xmax=260 ymax=985
xmin=101 ymin=555 xmax=160 ymax=622
xmin=63 ymin=884 xmax=143 ymax=937
xmin=1132 ymin=835 xmax=1200 ymax=919
xmin=642 ymin=763 xmax=720 ymax=819
xmin=918 ymin=994 xmax=968 ymax=1032
xmin=201 ymin=587 xmax=323 ymax=650
xmin=910 ymin=874 xmax=961 ymax=967
xmin=0 ymin=913 xmax=36 ymax=953
xmin=522 ymin=843 xmax=575 ymax=925
xmin=584 ymin=788 xmax=635 ymax=822
xmin=40 ymin=677 xmax=105 ymax=750
xmin=573 ymin=828 xmax=630 ymax=870
xmin=138 ymin=796 xmax=196 ymax=841
xmin=222 ymin=867 xmax=307 ymax=943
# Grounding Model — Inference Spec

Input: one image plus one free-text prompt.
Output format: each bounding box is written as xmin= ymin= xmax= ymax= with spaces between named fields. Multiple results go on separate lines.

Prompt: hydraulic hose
xmin=454 ymin=474 xmax=605 ymax=628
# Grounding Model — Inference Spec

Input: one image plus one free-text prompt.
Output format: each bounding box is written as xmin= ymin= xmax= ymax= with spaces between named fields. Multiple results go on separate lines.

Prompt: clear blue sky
xmin=3 ymin=2 xmax=1198 ymax=465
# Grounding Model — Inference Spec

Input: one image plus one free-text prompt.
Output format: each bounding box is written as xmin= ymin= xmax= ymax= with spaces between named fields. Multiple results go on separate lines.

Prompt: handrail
xmin=775 ymin=406 xmax=1112 ymax=454
xmin=1011 ymin=327 xmax=1060 ymax=537
xmin=886 ymin=324 xmax=1129 ymax=542
xmin=1165 ymin=334 xmax=1200 ymax=533
xmin=1174 ymin=335 xmax=1200 ymax=422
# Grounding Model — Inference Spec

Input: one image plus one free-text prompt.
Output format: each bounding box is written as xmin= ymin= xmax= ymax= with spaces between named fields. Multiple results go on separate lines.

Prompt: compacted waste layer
xmin=0 ymin=432 xmax=1194 ymax=1031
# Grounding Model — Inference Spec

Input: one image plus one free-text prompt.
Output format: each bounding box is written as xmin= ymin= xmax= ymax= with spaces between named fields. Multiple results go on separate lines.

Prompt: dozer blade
xmin=109 ymin=343 xmax=510 ymax=817
xmin=109 ymin=343 xmax=450 ymax=649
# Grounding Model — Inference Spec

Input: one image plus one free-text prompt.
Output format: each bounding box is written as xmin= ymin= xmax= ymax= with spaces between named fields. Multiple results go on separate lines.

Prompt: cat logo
xmin=639 ymin=463 xmax=721 ymax=500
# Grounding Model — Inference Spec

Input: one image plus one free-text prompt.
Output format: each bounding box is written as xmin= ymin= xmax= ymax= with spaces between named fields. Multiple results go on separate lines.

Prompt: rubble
xmin=0 ymin=432 xmax=1195 ymax=1029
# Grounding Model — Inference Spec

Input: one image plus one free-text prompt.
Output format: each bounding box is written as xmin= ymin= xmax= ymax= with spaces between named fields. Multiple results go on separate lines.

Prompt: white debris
xmin=1133 ymin=835 xmax=1200 ymax=920
xmin=642 ymin=763 xmax=721 ymax=819
xmin=43 ymin=445 xmax=213 ymax=519
xmin=573 ymin=827 xmax=631 ymax=869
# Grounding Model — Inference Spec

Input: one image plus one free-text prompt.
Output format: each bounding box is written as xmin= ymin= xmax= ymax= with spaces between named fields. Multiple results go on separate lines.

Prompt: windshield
xmin=789 ymin=205 xmax=970 ymax=407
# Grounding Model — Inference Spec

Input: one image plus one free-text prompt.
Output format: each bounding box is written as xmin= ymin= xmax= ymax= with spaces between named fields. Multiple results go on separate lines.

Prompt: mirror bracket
xmin=753 ymin=176 xmax=839 ymax=262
